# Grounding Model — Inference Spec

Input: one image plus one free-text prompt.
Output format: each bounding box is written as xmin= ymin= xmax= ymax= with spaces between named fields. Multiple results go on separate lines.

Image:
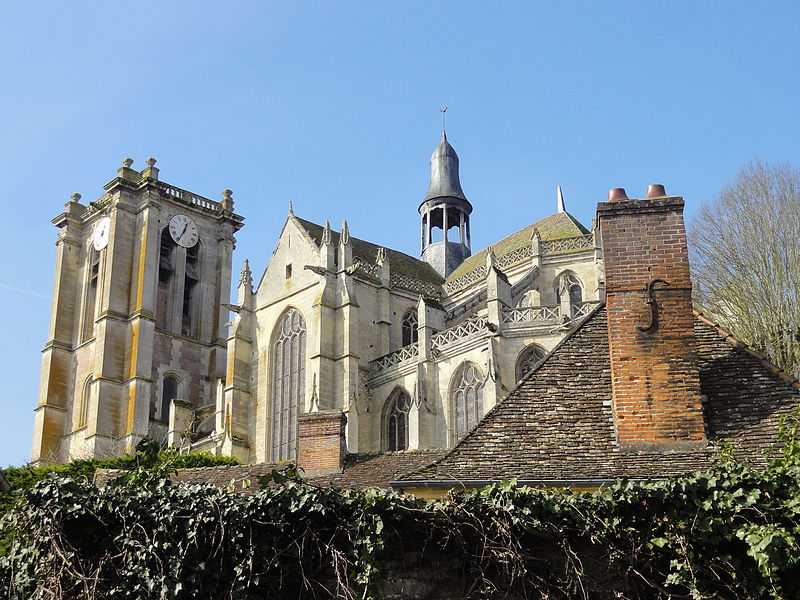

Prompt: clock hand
xmin=178 ymin=222 xmax=188 ymax=241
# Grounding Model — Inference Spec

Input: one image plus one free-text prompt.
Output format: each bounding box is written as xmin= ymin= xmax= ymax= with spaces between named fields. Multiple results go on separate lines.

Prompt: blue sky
xmin=1 ymin=1 xmax=799 ymax=466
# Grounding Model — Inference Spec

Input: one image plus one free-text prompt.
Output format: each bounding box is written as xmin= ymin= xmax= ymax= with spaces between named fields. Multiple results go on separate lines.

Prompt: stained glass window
xmin=516 ymin=344 xmax=547 ymax=383
xmin=402 ymin=310 xmax=418 ymax=347
xmin=385 ymin=388 xmax=411 ymax=451
xmin=272 ymin=309 xmax=306 ymax=461
xmin=452 ymin=362 xmax=484 ymax=439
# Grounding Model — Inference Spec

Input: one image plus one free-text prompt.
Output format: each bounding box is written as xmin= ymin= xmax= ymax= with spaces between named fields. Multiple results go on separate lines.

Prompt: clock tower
xmin=32 ymin=158 xmax=244 ymax=463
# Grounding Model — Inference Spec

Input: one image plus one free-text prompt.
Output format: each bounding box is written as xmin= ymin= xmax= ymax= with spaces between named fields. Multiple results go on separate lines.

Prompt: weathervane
xmin=440 ymin=106 xmax=448 ymax=133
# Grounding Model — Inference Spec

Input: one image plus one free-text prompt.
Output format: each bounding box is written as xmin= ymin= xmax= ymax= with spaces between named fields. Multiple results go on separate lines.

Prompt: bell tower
xmin=32 ymin=158 xmax=244 ymax=463
xmin=419 ymin=132 xmax=473 ymax=277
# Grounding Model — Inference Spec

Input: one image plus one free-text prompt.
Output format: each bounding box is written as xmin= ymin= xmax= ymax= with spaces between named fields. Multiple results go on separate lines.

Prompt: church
xmin=32 ymin=135 xmax=800 ymax=492
xmin=32 ymin=134 xmax=603 ymax=464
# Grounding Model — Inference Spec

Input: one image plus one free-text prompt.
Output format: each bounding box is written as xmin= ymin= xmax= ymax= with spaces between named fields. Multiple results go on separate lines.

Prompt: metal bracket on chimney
xmin=637 ymin=279 xmax=671 ymax=333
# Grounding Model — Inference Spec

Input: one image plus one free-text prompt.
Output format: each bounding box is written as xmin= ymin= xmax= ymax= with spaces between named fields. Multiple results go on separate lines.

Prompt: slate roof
xmin=446 ymin=211 xmax=590 ymax=282
xmin=294 ymin=217 xmax=444 ymax=286
xmin=397 ymin=306 xmax=800 ymax=485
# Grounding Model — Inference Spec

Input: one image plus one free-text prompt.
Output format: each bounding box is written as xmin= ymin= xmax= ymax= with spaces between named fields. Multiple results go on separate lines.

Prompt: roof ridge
xmin=693 ymin=310 xmax=799 ymax=388
xmin=294 ymin=215 xmax=435 ymax=268
xmin=560 ymin=210 xmax=591 ymax=235
xmin=398 ymin=302 xmax=607 ymax=481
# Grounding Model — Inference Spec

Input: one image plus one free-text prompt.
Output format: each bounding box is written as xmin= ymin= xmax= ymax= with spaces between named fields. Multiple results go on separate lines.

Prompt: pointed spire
xmin=423 ymin=132 xmax=468 ymax=203
xmin=340 ymin=219 xmax=351 ymax=245
xmin=238 ymin=258 xmax=253 ymax=289
xmin=376 ymin=246 xmax=386 ymax=265
xmin=557 ymin=186 xmax=566 ymax=213
xmin=288 ymin=200 xmax=294 ymax=216
xmin=322 ymin=219 xmax=332 ymax=245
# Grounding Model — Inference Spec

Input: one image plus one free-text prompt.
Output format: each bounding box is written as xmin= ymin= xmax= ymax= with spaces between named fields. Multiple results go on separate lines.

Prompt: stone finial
xmin=340 ymin=219 xmax=351 ymax=245
xmin=646 ymin=184 xmax=667 ymax=198
xmin=239 ymin=258 xmax=253 ymax=289
xmin=376 ymin=246 xmax=386 ymax=265
xmin=531 ymin=228 xmax=541 ymax=256
xmin=607 ymin=187 xmax=628 ymax=202
xmin=221 ymin=189 xmax=234 ymax=212
xmin=122 ymin=158 xmax=134 ymax=168
xmin=288 ymin=200 xmax=294 ymax=216
xmin=140 ymin=156 xmax=159 ymax=181
xmin=322 ymin=220 xmax=332 ymax=245
xmin=486 ymin=246 xmax=496 ymax=269
xmin=70 ymin=193 xmax=82 ymax=203
xmin=557 ymin=185 xmax=566 ymax=213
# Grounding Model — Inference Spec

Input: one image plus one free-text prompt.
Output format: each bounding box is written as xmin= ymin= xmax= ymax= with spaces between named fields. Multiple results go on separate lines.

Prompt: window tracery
xmin=272 ymin=309 xmax=306 ymax=461
xmin=401 ymin=310 xmax=418 ymax=347
xmin=385 ymin=388 xmax=411 ymax=451
xmin=555 ymin=272 xmax=583 ymax=316
xmin=451 ymin=362 xmax=485 ymax=440
xmin=515 ymin=344 xmax=547 ymax=383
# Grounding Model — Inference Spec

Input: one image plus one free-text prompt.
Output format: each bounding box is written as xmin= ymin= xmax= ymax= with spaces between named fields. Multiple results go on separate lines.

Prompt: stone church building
xmin=32 ymin=135 xmax=605 ymax=464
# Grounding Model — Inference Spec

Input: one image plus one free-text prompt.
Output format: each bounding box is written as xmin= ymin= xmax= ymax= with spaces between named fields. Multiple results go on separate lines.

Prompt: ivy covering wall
xmin=1 ymin=423 xmax=799 ymax=599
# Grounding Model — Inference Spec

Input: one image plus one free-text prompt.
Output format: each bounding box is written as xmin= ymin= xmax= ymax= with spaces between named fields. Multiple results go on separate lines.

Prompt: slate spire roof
xmin=423 ymin=131 xmax=469 ymax=204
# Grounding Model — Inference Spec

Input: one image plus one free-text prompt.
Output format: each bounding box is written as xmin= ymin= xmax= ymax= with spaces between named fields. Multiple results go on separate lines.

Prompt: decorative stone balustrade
xmin=431 ymin=314 xmax=489 ymax=352
xmin=352 ymin=259 xmax=381 ymax=278
xmin=495 ymin=245 xmax=532 ymax=270
xmin=444 ymin=234 xmax=595 ymax=295
xmin=161 ymin=184 xmax=222 ymax=212
xmin=443 ymin=265 xmax=488 ymax=295
xmin=501 ymin=305 xmax=560 ymax=325
xmin=501 ymin=301 xmax=600 ymax=325
xmin=390 ymin=272 xmax=443 ymax=298
xmin=540 ymin=233 xmax=594 ymax=255
xmin=571 ymin=300 xmax=601 ymax=318
xmin=371 ymin=343 xmax=419 ymax=371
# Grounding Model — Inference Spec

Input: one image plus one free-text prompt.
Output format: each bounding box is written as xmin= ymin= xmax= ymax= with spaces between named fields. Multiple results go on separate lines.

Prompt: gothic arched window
xmin=555 ymin=272 xmax=583 ymax=317
xmin=515 ymin=344 xmax=547 ymax=383
xmin=385 ymin=388 xmax=411 ymax=451
xmin=272 ymin=309 xmax=306 ymax=462
xmin=402 ymin=310 xmax=418 ymax=347
xmin=161 ymin=374 xmax=179 ymax=421
xmin=515 ymin=293 xmax=531 ymax=308
xmin=451 ymin=362 xmax=485 ymax=440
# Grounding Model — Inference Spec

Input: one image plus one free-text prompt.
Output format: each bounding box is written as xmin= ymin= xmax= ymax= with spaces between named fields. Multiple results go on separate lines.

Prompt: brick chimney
xmin=597 ymin=185 xmax=705 ymax=451
xmin=297 ymin=410 xmax=346 ymax=475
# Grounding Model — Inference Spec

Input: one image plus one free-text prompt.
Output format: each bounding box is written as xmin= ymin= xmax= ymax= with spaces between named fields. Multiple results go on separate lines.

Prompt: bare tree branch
xmin=689 ymin=160 xmax=800 ymax=377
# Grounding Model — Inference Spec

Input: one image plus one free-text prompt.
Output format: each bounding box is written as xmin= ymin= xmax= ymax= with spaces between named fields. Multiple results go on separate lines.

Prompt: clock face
xmin=92 ymin=216 xmax=111 ymax=251
xmin=168 ymin=214 xmax=199 ymax=248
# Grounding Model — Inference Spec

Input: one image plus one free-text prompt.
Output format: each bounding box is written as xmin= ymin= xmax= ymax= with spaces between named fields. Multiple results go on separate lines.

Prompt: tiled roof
xmin=446 ymin=211 xmax=590 ymax=282
xmin=294 ymin=217 xmax=444 ymax=286
xmin=312 ymin=450 xmax=445 ymax=489
xmin=399 ymin=307 xmax=800 ymax=484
